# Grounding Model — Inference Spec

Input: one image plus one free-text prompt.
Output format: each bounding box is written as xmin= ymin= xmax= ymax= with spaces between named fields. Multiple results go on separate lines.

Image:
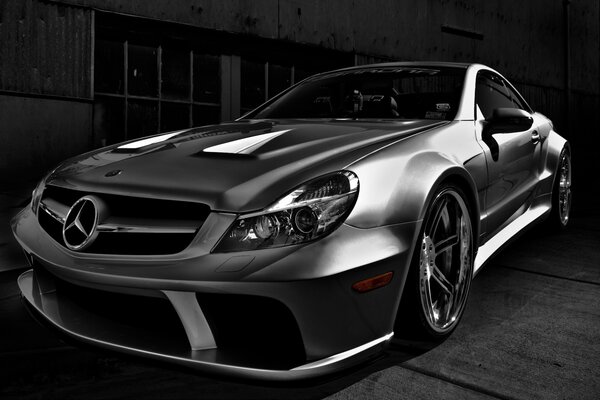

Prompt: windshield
xmin=248 ymin=66 xmax=466 ymax=121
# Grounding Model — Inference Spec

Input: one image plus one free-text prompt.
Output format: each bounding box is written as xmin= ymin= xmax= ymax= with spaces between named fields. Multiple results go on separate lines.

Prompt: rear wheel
xmin=397 ymin=184 xmax=474 ymax=339
xmin=548 ymin=147 xmax=572 ymax=230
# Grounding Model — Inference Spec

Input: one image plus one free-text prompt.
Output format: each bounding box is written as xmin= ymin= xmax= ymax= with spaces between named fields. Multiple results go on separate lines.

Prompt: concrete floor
xmin=1 ymin=182 xmax=599 ymax=399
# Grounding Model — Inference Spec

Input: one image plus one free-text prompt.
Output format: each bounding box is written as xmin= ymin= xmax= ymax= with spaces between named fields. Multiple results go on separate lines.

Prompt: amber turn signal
xmin=352 ymin=271 xmax=394 ymax=293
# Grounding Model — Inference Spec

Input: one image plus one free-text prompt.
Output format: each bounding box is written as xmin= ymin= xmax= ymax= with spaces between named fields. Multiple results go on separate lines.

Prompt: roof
xmin=329 ymin=61 xmax=473 ymax=73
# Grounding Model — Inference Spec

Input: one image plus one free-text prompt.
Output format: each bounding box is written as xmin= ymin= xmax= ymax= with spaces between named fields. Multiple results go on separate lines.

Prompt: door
xmin=475 ymin=71 xmax=542 ymax=237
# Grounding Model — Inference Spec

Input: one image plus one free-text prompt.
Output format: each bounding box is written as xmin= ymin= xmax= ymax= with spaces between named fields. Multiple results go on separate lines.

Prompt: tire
xmin=547 ymin=147 xmax=572 ymax=230
xmin=396 ymin=183 xmax=474 ymax=340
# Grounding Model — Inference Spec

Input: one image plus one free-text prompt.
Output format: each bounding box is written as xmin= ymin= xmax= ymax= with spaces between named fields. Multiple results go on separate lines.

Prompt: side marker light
xmin=352 ymin=272 xmax=394 ymax=293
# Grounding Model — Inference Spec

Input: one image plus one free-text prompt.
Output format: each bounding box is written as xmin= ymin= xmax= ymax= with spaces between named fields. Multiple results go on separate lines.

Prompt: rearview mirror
xmin=486 ymin=108 xmax=534 ymax=133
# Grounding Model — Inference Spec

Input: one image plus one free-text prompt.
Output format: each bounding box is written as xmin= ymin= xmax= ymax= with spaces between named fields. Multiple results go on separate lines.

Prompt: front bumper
xmin=13 ymin=206 xmax=420 ymax=380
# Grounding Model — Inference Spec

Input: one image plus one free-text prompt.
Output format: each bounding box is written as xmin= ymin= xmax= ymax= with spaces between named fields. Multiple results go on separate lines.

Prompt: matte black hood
xmin=48 ymin=119 xmax=446 ymax=212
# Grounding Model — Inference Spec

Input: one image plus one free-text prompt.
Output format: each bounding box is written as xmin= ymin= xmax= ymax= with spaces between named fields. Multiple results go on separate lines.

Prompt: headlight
xmin=31 ymin=164 xmax=62 ymax=215
xmin=31 ymin=176 xmax=47 ymax=215
xmin=213 ymin=171 xmax=359 ymax=252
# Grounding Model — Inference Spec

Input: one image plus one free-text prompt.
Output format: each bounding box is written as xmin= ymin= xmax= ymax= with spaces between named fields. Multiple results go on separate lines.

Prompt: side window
xmin=503 ymin=81 xmax=531 ymax=112
xmin=475 ymin=73 xmax=514 ymax=119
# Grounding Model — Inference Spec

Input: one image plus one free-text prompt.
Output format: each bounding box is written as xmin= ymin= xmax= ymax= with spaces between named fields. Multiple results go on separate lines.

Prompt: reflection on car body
xmin=13 ymin=62 xmax=571 ymax=380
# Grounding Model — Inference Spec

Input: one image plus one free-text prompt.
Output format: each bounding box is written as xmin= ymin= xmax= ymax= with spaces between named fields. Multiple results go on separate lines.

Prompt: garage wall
xmin=567 ymin=0 xmax=600 ymax=168
xmin=47 ymin=1 xmax=597 ymax=87
xmin=1 ymin=0 xmax=598 ymax=182
xmin=0 ymin=0 xmax=91 ymax=97
xmin=0 ymin=0 xmax=93 ymax=182
xmin=0 ymin=95 xmax=92 ymax=180
xmin=41 ymin=0 xmax=600 ymax=124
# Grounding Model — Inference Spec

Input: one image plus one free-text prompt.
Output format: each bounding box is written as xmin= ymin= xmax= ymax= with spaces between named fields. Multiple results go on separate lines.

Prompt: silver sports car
xmin=12 ymin=62 xmax=571 ymax=380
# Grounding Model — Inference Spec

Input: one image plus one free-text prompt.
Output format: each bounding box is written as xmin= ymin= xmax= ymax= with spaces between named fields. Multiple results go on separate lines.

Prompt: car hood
xmin=47 ymin=119 xmax=447 ymax=212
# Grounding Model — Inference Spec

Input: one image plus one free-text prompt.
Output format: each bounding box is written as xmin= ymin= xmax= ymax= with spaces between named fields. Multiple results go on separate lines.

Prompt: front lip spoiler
xmin=18 ymin=269 xmax=393 ymax=381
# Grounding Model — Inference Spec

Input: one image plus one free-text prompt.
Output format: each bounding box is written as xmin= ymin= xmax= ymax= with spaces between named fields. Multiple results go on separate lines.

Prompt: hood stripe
xmin=117 ymin=130 xmax=185 ymax=150
xmin=203 ymin=129 xmax=292 ymax=154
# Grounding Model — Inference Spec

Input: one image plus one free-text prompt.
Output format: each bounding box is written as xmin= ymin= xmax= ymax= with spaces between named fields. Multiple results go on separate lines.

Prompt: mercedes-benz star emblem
xmin=62 ymin=196 xmax=100 ymax=251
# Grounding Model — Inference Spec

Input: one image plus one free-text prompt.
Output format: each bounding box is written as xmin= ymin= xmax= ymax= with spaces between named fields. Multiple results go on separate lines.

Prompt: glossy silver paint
xmin=12 ymin=62 xmax=569 ymax=379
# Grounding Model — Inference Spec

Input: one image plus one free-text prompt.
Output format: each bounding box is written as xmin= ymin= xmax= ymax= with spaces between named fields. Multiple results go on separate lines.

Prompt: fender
xmin=347 ymin=149 xmax=480 ymax=240
xmin=540 ymin=130 xmax=569 ymax=196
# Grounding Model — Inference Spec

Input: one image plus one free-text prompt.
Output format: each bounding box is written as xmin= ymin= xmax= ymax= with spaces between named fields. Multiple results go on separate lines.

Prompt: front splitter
xmin=18 ymin=268 xmax=393 ymax=381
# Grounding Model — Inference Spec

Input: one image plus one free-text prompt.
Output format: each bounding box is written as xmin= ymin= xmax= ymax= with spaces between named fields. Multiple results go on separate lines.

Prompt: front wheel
xmin=397 ymin=184 xmax=474 ymax=339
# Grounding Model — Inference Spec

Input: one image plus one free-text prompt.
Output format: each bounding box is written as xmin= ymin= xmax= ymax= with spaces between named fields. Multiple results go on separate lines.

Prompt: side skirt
xmin=473 ymin=202 xmax=551 ymax=276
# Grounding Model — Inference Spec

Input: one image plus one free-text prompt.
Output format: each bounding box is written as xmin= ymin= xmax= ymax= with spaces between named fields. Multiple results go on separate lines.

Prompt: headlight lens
xmin=213 ymin=171 xmax=359 ymax=252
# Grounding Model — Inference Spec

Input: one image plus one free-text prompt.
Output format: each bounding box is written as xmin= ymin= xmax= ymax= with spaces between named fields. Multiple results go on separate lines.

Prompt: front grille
xmin=38 ymin=185 xmax=210 ymax=255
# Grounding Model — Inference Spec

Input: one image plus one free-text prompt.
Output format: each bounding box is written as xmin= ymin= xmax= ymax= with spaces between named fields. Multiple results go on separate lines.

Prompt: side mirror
xmin=486 ymin=108 xmax=534 ymax=133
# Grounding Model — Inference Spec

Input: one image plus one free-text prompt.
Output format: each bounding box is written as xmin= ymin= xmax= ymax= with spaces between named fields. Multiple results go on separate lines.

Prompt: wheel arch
xmin=428 ymin=170 xmax=481 ymax=250
xmin=549 ymin=136 xmax=570 ymax=187
xmin=392 ymin=161 xmax=479 ymax=338
xmin=545 ymin=135 xmax=571 ymax=229
xmin=347 ymin=150 xmax=481 ymax=240
xmin=408 ymin=155 xmax=481 ymax=250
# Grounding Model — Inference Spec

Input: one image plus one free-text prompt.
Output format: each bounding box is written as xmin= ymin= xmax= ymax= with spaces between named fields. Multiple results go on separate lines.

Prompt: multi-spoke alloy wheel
xmin=557 ymin=150 xmax=572 ymax=226
xmin=547 ymin=147 xmax=572 ymax=230
xmin=417 ymin=187 xmax=473 ymax=335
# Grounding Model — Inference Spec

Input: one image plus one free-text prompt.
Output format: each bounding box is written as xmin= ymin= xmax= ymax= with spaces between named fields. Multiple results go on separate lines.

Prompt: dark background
xmin=0 ymin=0 xmax=598 ymax=191
xmin=0 ymin=2 xmax=599 ymax=399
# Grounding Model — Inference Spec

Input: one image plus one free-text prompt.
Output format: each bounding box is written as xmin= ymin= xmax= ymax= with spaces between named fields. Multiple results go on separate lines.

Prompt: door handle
xmin=531 ymin=131 xmax=540 ymax=144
